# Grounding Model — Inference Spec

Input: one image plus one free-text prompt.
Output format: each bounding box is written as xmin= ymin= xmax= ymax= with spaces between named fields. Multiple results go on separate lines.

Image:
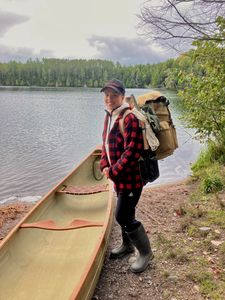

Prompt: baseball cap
xmin=100 ymin=79 xmax=125 ymax=95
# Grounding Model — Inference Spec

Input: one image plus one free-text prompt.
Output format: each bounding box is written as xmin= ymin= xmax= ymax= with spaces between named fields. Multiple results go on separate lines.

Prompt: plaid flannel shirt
xmin=100 ymin=108 xmax=144 ymax=192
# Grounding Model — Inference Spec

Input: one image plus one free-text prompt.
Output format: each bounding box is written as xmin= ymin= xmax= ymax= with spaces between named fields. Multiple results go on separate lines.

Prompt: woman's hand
xmin=102 ymin=167 xmax=109 ymax=178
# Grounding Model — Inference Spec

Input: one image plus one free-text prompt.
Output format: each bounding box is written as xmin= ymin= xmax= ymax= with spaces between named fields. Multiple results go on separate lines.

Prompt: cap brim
xmin=100 ymin=85 xmax=123 ymax=94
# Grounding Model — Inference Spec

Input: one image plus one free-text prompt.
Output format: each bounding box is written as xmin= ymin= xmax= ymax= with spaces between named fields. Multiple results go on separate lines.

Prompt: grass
xmin=186 ymin=260 xmax=225 ymax=300
xmin=191 ymin=141 xmax=225 ymax=195
xmin=154 ymin=141 xmax=225 ymax=299
xmin=165 ymin=247 xmax=189 ymax=262
xmin=201 ymin=173 xmax=224 ymax=194
xmin=218 ymin=242 xmax=225 ymax=267
xmin=185 ymin=212 xmax=225 ymax=298
xmin=177 ymin=141 xmax=225 ymax=299
xmin=205 ymin=210 xmax=225 ymax=228
xmin=155 ymin=233 xmax=190 ymax=263
xmin=187 ymin=224 xmax=199 ymax=237
xmin=191 ymin=141 xmax=225 ymax=173
xmin=179 ymin=215 xmax=193 ymax=231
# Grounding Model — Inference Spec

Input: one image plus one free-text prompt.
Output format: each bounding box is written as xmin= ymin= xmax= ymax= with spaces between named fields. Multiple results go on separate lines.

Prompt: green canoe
xmin=0 ymin=147 xmax=114 ymax=300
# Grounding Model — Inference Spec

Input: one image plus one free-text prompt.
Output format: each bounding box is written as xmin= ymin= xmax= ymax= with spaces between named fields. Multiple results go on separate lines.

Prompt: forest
xmin=0 ymin=56 xmax=187 ymax=91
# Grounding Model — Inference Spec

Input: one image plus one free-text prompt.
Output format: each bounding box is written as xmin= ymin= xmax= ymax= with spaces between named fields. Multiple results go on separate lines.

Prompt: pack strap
xmin=119 ymin=109 xmax=150 ymax=150
xmin=118 ymin=109 xmax=132 ymax=136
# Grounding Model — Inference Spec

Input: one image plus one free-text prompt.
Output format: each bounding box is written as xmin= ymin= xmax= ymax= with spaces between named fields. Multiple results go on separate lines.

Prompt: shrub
xmin=202 ymin=175 xmax=224 ymax=194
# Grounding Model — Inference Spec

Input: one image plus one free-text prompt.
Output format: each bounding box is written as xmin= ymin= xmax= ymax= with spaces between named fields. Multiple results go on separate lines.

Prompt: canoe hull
xmin=0 ymin=147 xmax=114 ymax=300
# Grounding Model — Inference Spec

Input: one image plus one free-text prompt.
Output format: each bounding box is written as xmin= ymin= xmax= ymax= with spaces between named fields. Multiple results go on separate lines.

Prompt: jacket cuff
xmin=100 ymin=163 xmax=107 ymax=172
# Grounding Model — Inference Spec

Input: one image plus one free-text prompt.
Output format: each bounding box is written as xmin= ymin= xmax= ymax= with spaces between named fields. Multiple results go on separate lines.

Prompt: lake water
xmin=0 ymin=87 xmax=202 ymax=203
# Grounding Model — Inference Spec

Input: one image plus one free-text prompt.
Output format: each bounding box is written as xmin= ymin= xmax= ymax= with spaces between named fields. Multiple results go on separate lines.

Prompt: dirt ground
xmin=0 ymin=180 xmax=223 ymax=300
xmin=93 ymin=180 xmax=204 ymax=300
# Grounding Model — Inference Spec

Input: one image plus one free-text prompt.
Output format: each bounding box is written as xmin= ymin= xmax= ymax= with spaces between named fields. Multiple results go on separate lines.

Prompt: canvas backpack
xmin=119 ymin=108 xmax=160 ymax=183
xmin=124 ymin=92 xmax=178 ymax=160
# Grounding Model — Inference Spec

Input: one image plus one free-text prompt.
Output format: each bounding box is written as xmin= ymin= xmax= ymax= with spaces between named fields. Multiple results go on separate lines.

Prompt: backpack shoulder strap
xmin=118 ymin=109 xmax=132 ymax=136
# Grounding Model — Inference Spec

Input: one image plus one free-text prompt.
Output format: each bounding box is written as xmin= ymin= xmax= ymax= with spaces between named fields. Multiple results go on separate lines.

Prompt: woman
xmin=100 ymin=79 xmax=154 ymax=273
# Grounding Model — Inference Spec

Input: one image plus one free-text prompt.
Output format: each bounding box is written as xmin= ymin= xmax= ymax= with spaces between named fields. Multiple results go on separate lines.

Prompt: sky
xmin=0 ymin=0 xmax=173 ymax=65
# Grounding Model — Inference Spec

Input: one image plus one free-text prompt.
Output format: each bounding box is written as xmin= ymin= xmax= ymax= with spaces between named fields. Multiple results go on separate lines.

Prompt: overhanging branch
xmin=137 ymin=0 xmax=225 ymax=50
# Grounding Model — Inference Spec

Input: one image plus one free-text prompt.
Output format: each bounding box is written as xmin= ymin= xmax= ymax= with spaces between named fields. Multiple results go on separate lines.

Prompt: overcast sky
xmin=0 ymin=0 xmax=173 ymax=65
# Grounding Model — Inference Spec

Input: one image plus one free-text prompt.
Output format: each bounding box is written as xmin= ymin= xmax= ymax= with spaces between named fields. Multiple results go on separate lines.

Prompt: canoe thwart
xmin=92 ymin=145 xmax=102 ymax=154
xmin=20 ymin=219 xmax=104 ymax=231
xmin=91 ymin=152 xmax=101 ymax=156
xmin=57 ymin=184 xmax=109 ymax=195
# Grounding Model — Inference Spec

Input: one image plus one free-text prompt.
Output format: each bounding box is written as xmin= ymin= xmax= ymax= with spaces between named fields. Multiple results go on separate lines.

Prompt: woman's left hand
xmin=102 ymin=167 xmax=109 ymax=178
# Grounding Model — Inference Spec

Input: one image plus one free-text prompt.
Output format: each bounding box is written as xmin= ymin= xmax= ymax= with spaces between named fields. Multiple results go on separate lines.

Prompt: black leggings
xmin=115 ymin=188 xmax=143 ymax=232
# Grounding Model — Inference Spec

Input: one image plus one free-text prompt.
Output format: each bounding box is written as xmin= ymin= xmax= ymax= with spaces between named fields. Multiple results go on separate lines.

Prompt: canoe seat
xmin=57 ymin=184 xmax=109 ymax=195
xmin=20 ymin=219 xmax=103 ymax=231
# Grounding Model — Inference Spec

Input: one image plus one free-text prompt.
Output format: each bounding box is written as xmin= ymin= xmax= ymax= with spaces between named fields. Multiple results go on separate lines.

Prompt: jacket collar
xmin=105 ymin=102 xmax=130 ymax=117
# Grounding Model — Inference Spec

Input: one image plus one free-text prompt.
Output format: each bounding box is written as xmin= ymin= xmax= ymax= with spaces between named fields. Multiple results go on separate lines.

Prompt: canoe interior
xmin=0 ymin=149 xmax=114 ymax=300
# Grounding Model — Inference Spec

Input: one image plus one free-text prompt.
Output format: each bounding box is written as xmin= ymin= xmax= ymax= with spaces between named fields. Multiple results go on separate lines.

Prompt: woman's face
xmin=103 ymin=88 xmax=124 ymax=112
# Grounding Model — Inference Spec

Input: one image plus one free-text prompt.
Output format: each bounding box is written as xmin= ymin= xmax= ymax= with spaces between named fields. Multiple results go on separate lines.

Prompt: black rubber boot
xmin=126 ymin=224 xmax=154 ymax=273
xmin=110 ymin=229 xmax=135 ymax=259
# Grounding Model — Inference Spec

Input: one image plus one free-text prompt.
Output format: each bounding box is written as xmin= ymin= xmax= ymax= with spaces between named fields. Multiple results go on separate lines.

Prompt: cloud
xmin=0 ymin=44 xmax=55 ymax=62
xmin=0 ymin=10 xmax=29 ymax=37
xmin=88 ymin=35 xmax=173 ymax=65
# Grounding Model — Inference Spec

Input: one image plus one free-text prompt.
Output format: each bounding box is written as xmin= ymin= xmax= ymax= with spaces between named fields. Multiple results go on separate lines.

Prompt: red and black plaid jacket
xmin=100 ymin=108 xmax=144 ymax=192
